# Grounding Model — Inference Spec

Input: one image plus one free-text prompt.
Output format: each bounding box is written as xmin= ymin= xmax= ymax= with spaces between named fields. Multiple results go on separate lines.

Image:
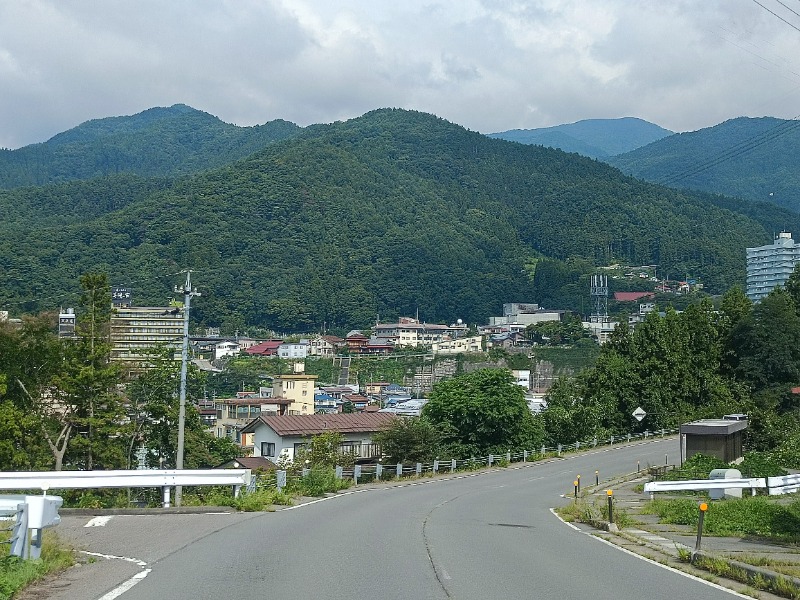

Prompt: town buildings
xmin=746 ymin=231 xmax=800 ymax=302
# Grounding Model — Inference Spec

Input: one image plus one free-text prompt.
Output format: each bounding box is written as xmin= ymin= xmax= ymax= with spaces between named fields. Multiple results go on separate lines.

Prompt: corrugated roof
xmin=244 ymin=413 xmax=396 ymax=436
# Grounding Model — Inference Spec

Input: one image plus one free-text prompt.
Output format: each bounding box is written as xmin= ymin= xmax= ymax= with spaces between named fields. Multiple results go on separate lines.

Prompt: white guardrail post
xmin=1 ymin=494 xmax=63 ymax=559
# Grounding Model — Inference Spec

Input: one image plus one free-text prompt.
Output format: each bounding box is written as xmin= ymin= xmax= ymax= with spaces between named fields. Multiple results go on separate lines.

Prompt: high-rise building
xmin=110 ymin=305 xmax=184 ymax=374
xmin=746 ymin=232 xmax=800 ymax=302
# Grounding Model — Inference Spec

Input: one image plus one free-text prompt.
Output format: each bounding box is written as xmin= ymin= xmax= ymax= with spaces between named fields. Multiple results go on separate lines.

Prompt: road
xmin=47 ymin=437 xmax=747 ymax=599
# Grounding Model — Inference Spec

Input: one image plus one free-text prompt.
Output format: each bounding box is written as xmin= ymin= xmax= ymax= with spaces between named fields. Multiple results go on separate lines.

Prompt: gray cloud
xmin=1 ymin=0 xmax=799 ymax=148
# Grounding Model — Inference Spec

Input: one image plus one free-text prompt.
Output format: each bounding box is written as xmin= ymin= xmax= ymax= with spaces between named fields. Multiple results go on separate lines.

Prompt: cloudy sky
xmin=1 ymin=0 xmax=799 ymax=149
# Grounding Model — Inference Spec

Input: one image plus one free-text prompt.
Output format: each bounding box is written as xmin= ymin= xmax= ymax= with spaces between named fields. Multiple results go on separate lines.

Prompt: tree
xmin=423 ymin=369 xmax=542 ymax=457
xmin=293 ymin=430 xmax=355 ymax=469
xmin=372 ymin=416 xmax=443 ymax=463
xmin=126 ymin=350 xmax=237 ymax=468
xmin=729 ymin=288 xmax=800 ymax=392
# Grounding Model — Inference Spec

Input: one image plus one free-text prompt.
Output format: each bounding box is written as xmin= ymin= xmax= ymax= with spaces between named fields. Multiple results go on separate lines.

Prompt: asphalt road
xmin=47 ymin=437 xmax=748 ymax=600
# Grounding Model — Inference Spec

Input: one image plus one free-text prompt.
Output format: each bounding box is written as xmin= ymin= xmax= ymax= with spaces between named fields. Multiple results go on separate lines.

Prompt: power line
xmin=656 ymin=115 xmax=800 ymax=187
xmin=751 ymin=0 xmax=800 ymax=34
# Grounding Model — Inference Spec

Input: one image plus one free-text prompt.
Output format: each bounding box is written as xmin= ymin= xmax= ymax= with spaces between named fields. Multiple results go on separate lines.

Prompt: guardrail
xmin=0 ymin=494 xmax=63 ymax=559
xmin=0 ymin=469 xmax=252 ymax=508
xmin=767 ymin=474 xmax=800 ymax=495
xmin=644 ymin=474 xmax=800 ymax=497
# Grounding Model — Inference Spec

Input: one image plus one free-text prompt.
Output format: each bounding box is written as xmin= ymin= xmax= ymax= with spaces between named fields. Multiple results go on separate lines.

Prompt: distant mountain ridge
xmin=489 ymin=117 xmax=673 ymax=158
xmin=606 ymin=116 xmax=800 ymax=213
xmin=1 ymin=107 xmax=796 ymax=333
xmin=0 ymin=104 xmax=303 ymax=188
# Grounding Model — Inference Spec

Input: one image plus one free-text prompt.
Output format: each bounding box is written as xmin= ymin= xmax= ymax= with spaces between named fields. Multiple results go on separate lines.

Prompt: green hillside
xmin=0 ymin=104 xmax=302 ymax=188
xmin=0 ymin=108 xmax=796 ymax=332
xmin=607 ymin=117 xmax=800 ymax=213
xmin=489 ymin=117 xmax=673 ymax=158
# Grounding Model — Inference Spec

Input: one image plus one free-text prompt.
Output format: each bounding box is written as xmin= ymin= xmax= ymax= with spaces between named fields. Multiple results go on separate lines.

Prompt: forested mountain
xmin=607 ymin=117 xmax=800 ymax=213
xmin=0 ymin=104 xmax=302 ymax=188
xmin=489 ymin=117 xmax=673 ymax=158
xmin=1 ymin=108 xmax=798 ymax=333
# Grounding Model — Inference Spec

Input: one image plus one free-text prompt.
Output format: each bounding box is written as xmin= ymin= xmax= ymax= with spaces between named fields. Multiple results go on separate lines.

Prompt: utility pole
xmin=175 ymin=271 xmax=200 ymax=507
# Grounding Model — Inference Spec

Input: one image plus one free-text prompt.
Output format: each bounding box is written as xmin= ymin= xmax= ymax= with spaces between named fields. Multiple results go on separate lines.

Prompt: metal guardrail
xmin=0 ymin=469 xmax=251 ymax=508
xmin=1 ymin=494 xmax=63 ymax=559
xmin=767 ymin=474 xmax=800 ymax=496
xmin=644 ymin=475 xmax=800 ymax=497
xmin=644 ymin=478 xmax=767 ymax=494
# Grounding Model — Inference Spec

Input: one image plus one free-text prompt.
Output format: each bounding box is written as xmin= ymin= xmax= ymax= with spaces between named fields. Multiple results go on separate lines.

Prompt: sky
xmin=1 ymin=0 xmax=800 ymax=149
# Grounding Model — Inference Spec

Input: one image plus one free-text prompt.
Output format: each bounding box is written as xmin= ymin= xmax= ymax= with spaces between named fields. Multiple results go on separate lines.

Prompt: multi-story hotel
xmin=109 ymin=306 xmax=184 ymax=374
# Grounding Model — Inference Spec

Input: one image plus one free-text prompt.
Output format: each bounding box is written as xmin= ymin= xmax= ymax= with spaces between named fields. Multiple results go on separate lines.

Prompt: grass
xmin=0 ymin=531 xmax=74 ymax=600
xmin=642 ymin=497 xmax=800 ymax=543
xmin=556 ymin=495 xmax=634 ymax=529
xmin=677 ymin=552 xmax=800 ymax=599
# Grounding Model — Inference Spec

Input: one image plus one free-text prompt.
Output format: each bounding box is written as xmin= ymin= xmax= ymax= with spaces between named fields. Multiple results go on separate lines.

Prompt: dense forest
xmin=607 ymin=117 xmax=800 ymax=213
xmin=0 ymin=104 xmax=302 ymax=188
xmin=2 ymin=107 xmax=799 ymax=333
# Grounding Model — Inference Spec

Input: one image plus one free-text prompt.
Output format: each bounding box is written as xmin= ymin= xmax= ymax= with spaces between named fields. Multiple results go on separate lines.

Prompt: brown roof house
xmin=241 ymin=413 xmax=396 ymax=464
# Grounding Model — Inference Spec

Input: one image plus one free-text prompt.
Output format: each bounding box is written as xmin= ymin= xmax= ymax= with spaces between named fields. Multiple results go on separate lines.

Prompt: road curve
xmin=77 ymin=438 xmax=742 ymax=600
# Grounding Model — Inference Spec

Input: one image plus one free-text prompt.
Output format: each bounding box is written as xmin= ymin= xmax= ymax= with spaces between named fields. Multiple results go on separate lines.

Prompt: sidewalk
xmin=585 ymin=473 xmax=800 ymax=597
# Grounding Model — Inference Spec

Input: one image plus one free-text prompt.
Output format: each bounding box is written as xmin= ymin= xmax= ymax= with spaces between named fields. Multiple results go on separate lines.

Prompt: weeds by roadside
xmin=0 ymin=532 xmax=74 ymax=600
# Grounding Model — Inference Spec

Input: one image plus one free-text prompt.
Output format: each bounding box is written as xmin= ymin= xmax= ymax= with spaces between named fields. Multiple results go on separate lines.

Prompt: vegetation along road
xmin=44 ymin=438 xmax=750 ymax=600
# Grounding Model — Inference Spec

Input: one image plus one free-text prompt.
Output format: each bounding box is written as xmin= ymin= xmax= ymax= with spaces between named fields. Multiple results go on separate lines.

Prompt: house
xmin=431 ymin=335 xmax=483 ymax=355
xmin=278 ymin=340 xmax=309 ymax=359
xmin=242 ymin=413 xmax=397 ymax=463
xmin=372 ymin=317 xmax=468 ymax=348
xmin=613 ymin=291 xmax=655 ymax=302
xmin=213 ymin=396 xmax=294 ymax=447
xmin=308 ymin=335 xmax=345 ymax=357
xmin=272 ymin=373 xmax=318 ymax=415
xmin=214 ymin=341 xmax=241 ymax=360
xmin=345 ymin=331 xmax=369 ymax=353
xmin=245 ymin=339 xmax=284 ymax=356
xmin=215 ymin=456 xmax=277 ymax=472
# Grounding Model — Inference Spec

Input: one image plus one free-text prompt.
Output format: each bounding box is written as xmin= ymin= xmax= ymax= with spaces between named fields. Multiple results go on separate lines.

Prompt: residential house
xmin=308 ymin=335 xmax=345 ymax=357
xmin=242 ymin=413 xmax=397 ymax=463
xmin=345 ymin=331 xmax=369 ymax=353
xmin=213 ymin=395 xmax=293 ymax=448
xmin=431 ymin=335 xmax=483 ymax=355
xmin=245 ymin=340 xmax=284 ymax=356
xmin=272 ymin=373 xmax=318 ymax=415
xmin=372 ymin=317 xmax=468 ymax=348
xmin=278 ymin=340 xmax=309 ymax=359
xmin=214 ymin=341 xmax=241 ymax=360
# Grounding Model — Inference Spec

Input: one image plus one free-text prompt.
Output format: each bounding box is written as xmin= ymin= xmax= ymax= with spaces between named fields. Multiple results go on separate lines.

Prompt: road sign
xmin=632 ymin=407 xmax=647 ymax=422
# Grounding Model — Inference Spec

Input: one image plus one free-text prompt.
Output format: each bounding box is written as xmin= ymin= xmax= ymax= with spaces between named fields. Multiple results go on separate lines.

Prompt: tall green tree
xmin=127 ymin=350 xmax=237 ymax=468
xmin=373 ymin=416 xmax=444 ymax=463
xmin=423 ymin=368 xmax=542 ymax=457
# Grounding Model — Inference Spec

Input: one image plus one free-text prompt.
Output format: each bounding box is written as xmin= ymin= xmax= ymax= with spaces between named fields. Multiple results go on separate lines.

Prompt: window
xmin=261 ymin=442 xmax=276 ymax=457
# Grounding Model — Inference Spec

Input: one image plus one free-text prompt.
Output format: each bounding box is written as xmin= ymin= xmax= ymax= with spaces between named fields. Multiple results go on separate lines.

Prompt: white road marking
xmin=95 ymin=569 xmax=152 ymax=600
xmin=80 ymin=550 xmax=147 ymax=567
xmin=84 ymin=516 xmax=114 ymax=528
xmin=549 ymin=509 xmax=752 ymax=598
xmin=441 ymin=566 xmax=452 ymax=580
xmin=80 ymin=551 xmax=150 ymax=600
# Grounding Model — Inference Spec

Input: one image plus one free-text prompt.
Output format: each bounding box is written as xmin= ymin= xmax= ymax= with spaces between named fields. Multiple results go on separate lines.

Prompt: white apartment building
xmin=746 ymin=232 xmax=800 ymax=302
